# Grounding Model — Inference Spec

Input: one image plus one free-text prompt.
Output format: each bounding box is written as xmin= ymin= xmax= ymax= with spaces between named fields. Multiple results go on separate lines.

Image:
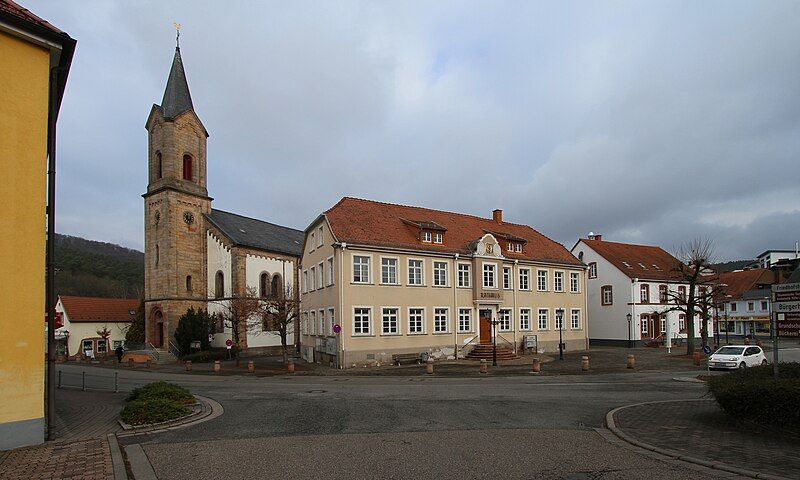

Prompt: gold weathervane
xmin=173 ymin=22 xmax=181 ymax=47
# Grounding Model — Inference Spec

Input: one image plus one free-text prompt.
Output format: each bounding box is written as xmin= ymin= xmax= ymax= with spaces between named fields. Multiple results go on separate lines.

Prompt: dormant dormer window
xmin=515 ymin=243 xmax=522 ymax=253
xmin=422 ymin=231 xmax=432 ymax=243
xmin=434 ymin=233 xmax=443 ymax=244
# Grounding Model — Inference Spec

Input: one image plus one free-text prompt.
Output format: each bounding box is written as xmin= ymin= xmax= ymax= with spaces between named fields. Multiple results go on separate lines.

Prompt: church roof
xmin=206 ymin=209 xmax=303 ymax=257
xmin=160 ymin=47 xmax=194 ymax=119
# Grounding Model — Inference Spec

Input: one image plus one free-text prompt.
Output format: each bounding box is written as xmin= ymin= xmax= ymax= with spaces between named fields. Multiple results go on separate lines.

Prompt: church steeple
xmin=160 ymin=47 xmax=194 ymax=119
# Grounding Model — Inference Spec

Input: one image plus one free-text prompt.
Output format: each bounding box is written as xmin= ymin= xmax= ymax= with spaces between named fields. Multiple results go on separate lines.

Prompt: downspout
xmin=631 ymin=278 xmax=637 ymax=347
xmin=339 ymin=243 xmax=346 ymax=369
xmin=45 ymin=66 xmax=62 ymax=442
xmin=583 ymin=268 xmax=589 ymax=350
xmin=453 ymin=253 xmax=459 ymax=358
xmin=512 ymin=260 xmax=518 ymax=354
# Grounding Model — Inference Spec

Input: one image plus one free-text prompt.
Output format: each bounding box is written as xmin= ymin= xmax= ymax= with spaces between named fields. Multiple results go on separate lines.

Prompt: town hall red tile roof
xmin=324 ymin=197 xmax=582 ymax=266
xmin=59 ymin=296 xmax=139 ymax=323
xmin=580 ymin=238 xmax=684 ymax=281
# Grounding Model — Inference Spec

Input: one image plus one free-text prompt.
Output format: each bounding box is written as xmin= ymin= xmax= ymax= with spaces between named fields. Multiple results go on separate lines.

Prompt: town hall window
xmin=433 ymin=261 xmax=448 ymax=286
xmin=353 ymin=256 xmax=370 ymax=283
xmin=483 ymin=263 xmax=496 ymax=288
xmin=354 ymin=308 xmax=371 ymax=335
xmin=408 ymin=259 xmax=423 ymax=285
xmin=457 ymin=264 xmax=471 ymax=288
xmin=182 ymin=154 xmax=193 ymax=181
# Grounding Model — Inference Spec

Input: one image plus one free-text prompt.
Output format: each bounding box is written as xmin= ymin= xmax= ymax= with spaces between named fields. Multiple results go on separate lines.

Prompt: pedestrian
xmin=115 ymin=344 xmax=124 ymax=364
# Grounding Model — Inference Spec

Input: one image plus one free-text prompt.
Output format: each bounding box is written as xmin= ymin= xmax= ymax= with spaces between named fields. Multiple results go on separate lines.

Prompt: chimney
xmin=588 ymin=232 xmax=602 ymax=241
xmin=492 ymin=209 xmax=503 ymax=224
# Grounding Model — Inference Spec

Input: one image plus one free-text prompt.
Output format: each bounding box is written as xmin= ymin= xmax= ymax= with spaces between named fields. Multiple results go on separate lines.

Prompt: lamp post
xmin=489 ymin=313 xmax=500 ymax=367
xmin=556 ymin=308 xmax=564 ymax=360
xmin=724 ymin=298 xmax=730 ymax=345
xmin=626 ymin=313 xmax=632 ymax=348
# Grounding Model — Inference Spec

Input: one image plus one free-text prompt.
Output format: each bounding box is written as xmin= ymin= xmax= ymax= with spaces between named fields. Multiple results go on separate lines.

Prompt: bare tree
xmin=668 ymin=238 xmax=717 ymax=355
xmin=211 ymin=286 xmax=263 ymax=354
xmin=262 ymin=285 xmax=298 ymax=365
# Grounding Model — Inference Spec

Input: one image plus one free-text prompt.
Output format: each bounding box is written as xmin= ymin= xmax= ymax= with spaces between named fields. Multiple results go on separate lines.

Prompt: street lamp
xmin=488 ymin=313 xmax=501 ymax=366
xmin=556 ymin=308 xmax=564 ymax=360
xmin=626 ymin=313 xmax=632 ymax=348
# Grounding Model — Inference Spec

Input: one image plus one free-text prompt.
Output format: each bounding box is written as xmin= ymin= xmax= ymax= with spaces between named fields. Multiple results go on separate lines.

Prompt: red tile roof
xmin=717 ymin=269 xmax=775 ymax=298
xmin=580 ymin=238 xmax=684 ymax=281
xmin=324 ymin=197 xmax=581 ymax=266
xmin=59 ymin=296 xmax=139 ymax=323
xmin=0 ymin=0 xmax=63 ymax=33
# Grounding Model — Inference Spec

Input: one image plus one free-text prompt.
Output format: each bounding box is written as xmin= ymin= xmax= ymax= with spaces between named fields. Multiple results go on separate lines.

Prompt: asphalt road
xmin=58 ymin=364 xmax=747 ymax=479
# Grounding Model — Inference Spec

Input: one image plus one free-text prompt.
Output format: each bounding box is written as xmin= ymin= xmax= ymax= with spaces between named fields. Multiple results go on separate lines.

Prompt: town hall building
xmin=143 ymin=43 xmax=303 ymax=355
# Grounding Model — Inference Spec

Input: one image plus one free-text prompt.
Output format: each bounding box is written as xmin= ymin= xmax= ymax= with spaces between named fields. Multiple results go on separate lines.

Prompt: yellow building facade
xmin=0 ymin=1 xmax=74 ymax=450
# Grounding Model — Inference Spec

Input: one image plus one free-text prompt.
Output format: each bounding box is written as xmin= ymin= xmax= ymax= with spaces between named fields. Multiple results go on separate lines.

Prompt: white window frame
xmin=352 ymin=254 xmax=372 ymax=284
xmin=301 ymin=312 xmax=308 ymax=335
xmin=433 ymin=261 xmax=448 ymax=287
xmin=602 ymin=285 xmax=613 ymax=305
xmin=407 ymin=258 xmax=424 ymax=286
xmin=302 ymin=270 xmax=308 ymax=293
xmin=555 ymin=310 xmax=565 ymax=330
xmin=434 ymin=233 xmax=443 ymax=244
xmin=353 ymin=306 xmax=372 ymax=336
xmin=319 ymin=309 xmax=325 ymax=335
xmin=569 ymin=272 xmax=580 ymax=293
xmin=554 ymin=270 xmax=564 ymax=293
xmin=407 ymin=307 xmax=425 ymax=334
xmin=381 ymin=307 xmax=400 ymax=335
xmin=328 ymin=308 xmax=335 ymax=335
xmin=519 ymin=308 xmax=531 ymax=331
xmin=570 ymin=309 xmax=581 ymax=330
xmin=458 ymin=308 xmax=473 ymax=333
xmin=422 ymin=231 xmax=432 ymax=243
xmin=457 ymin=263 xmax=471 ymax=288
xmin=499 ymin=309 xmax=512 ymax=332
xmin=326 ymin=256 xmax=334 ymax=286
xmin=519 ymin=268 xmax=530 ymax=291
xmin=537 ymin=269 xmax=548 ymax=292
xmin=309 ymin=232 xmax=315 ymax=252
xmin=503 ymin=266 xmax=511 ymax=290
xmin=537 ymin=308 xmax=549 ymax=330
xmin=309 ymin=266 xmax=316 ymax=291
xmin=482 ymin=262 xmax=497 ymax=289
xmin=317 ymin=226 xmax=324 ymax=247
xmin=380 ymin=256 xmax=399 ymax=285
xmin=640 ymin=317 xmax=648 ymax=335
xmin=515 ymin=243 xmax=522 ymax=253
xmin=433 ymin=307 xmax=449 ymax=333
xmin=318 ymin=262 xmax=324 ymax=289
xmin=588 ymin=262 xmax=597 ymax=278
xmin=310 ymin=310 xmax=317 ymax=335
xmin=507 ymin=242 xmax=513 ymax=252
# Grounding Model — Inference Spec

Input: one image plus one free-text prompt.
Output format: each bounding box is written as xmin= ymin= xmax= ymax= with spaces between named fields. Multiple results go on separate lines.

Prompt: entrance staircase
xmin=152 ymin=347 xmax=178 ymax=364
xmin=465 ymin=343 xmax=517 ymax=361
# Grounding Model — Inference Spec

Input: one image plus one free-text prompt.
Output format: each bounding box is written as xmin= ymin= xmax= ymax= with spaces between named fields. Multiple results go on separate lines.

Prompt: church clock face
xmin=183 ymin=211 xmax=195 ymax=225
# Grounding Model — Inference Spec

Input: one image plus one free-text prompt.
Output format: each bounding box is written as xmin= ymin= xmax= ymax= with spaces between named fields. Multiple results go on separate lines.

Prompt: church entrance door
xmin=153 ymin=310 xmax=164 ymax=347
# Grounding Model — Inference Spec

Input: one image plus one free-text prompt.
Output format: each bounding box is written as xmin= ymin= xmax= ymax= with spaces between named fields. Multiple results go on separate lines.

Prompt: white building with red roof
xmin=572 ymin=235 xmax=712 ymax=347
xmin=55 ymin=296 xmax=139 ymax=359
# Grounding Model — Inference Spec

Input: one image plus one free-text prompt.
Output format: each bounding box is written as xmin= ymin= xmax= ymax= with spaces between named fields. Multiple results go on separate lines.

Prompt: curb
xmin=125 ymin=443 xmax=157 ymax=480
xmin=671 ymin=376 xmax=705 ymax=384
xmin=605 ymin=399 xmax=792 ymax=480
xmin=107 ymin=434 xmax=127 ymax=480
xmin=117 ymin=395 xmax=223 ymax=437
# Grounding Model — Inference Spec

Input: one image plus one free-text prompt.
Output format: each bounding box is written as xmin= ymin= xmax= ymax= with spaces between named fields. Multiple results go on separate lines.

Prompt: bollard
xmin=185 ymin=360 xmax=193 ymax=372
xmin=287 ymin=358 xmax=295 ymax=374
xmin=58 ymin=370 xmax=62 ymax=389
xmin=128 ymin=358 xmax=134 ymax=368
xmin=581 ymin=355 xmax=589 ymax=371
xmin=114 ymin=372 xmax=118 ymax=393
xmin=248 ymin=360 xmax=255 ymax=373
xmin=146 ymin=358 xmax=152 ymax=369
xmin=426 ymin=358 xmax=434 ymax=374
xmin=532 ymin=358 xmax=541 ymax=374
xmin=480 ymin=359 xmax=488 ymax=374
xmin=627 ymin=354 xmax=635 ymax=369
xmin=214 ymin=360 xmax=221 ymax=373
xmin=82 ymin=371 xmax=86 ymax=391
xmin=692 ymin=352 xmax=702 ymax=366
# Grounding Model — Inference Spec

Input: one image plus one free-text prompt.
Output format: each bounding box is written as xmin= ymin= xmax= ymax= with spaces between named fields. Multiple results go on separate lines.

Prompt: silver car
xmin=708 ymin=345 xmax=768 ymax=370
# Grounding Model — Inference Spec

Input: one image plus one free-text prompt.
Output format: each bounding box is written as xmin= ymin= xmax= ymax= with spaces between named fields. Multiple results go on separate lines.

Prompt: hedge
xmin=126 ymin=381 xmax=194 ymax=405
xmin=707 ymin=362 xmax=800 ymax=427
xmin=181 ymin=347 xmax=239 ymax=363
xmin=121 ymin=398 xmax=191 ymax=426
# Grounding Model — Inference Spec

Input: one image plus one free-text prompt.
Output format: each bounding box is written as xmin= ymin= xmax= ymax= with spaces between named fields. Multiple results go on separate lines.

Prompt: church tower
xmin=143 ymin=43 xmax=211 ymax=348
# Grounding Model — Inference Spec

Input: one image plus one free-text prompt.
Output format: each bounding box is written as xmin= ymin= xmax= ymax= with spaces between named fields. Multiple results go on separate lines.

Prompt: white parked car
xmin=708 ymin=345 xmax=767 ymax=370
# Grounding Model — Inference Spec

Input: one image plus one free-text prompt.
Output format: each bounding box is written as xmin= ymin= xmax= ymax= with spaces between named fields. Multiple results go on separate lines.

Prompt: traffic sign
xmin=702 ymin=345 xmax=712 ymax=355
xmin=225 ymin=339 xmax=233 ymax=348
xmin=774 ymin=301 xmax=800 ymax=313
xmin=333 ymin=324 xmax=341 ymax=334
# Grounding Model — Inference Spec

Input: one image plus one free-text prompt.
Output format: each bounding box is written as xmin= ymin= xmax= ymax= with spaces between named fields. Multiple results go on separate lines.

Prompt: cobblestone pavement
xmin=613 ymin=399 xmax=800 ymax=479
xmin=0 ymin=390 xmax=124 ymax=479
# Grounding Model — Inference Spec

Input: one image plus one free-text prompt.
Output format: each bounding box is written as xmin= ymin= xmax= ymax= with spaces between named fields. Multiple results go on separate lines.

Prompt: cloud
xmin=25 ymin=0 xmax=800 ymax=261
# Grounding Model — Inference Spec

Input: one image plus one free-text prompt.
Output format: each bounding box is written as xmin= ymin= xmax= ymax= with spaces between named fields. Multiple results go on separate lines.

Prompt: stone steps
xmin=465 ymin=343 xmax=517 ymax=360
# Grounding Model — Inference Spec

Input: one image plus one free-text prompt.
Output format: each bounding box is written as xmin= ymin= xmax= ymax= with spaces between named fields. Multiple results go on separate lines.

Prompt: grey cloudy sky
xmin=30 ymin=1 xmax=800 ymax=261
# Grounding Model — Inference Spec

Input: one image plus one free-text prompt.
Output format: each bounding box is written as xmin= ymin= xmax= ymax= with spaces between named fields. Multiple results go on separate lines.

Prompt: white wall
xmin=244 ymin=253 xmax=295 ymax=348
xmin=207 ymin=232 xmax=232 ymax=347
xmin=54 ymin=299 xmax=130 ymax=357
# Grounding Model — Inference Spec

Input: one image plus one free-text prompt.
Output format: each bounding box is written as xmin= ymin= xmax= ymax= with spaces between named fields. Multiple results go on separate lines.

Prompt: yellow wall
xmin=0 ymin=30 xmax=51 ymax=427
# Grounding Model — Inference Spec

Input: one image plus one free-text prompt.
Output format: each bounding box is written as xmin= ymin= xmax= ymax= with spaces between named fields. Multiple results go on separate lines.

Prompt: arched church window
xmin=215 ymin=271 xmax=224 ymax=298
xmin=155 ymin=151 xmax=162 ymax=180
xmin=259 ymin=272 xmax=270 ymax=298
xmin=186 ymin=275 xmax=192 ymax=292
xmin=155 ymin=245 xmax=159 ymax=267
xmin=183 ymin=154 xmax=193 ymax=181
xmin=271 ymin=274 xmax=283 ymax=300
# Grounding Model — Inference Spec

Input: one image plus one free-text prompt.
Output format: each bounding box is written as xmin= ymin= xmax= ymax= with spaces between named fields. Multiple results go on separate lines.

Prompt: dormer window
xmin=507 ymin=242 xmax=513 ymax=252
xmin=434 ymin=233 xmax=443 ymax=244
xmin=515 ymin=243 xmax=522 ymax=253
xmin=422 ymin=231 xmax=432 ymax=243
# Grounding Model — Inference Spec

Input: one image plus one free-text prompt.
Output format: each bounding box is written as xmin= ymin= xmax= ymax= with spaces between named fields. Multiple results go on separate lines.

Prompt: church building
xmin=143 ymin=42 xmax=303 ymax=355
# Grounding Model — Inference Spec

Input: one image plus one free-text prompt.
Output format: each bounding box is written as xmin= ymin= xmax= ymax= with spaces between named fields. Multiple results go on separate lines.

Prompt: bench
xmin=392 ymin=353 xmax=422 ymax=366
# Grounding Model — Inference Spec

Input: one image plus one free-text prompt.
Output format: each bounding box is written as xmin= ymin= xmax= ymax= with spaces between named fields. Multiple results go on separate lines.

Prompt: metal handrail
xmin=146 ymin=342 xmax=160 ymax=362
xmin=168 ymin=340 xmax=181 ymax=359
xmin=495 ymin=333 xmax=514 ymax=348
xmin=458 ymin=334 xmax=480 ymax=356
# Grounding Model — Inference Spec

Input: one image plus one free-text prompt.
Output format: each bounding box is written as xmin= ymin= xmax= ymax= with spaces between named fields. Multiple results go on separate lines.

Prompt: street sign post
xmin=225 ymin=338 xmax=233 ymax=359
xmin=771 ymin=283 xmax=800 ymax=378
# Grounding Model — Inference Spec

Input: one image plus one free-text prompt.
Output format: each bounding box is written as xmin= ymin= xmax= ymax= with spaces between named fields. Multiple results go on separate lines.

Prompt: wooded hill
xmin=55 ymin=234 xmax=143 ymax=299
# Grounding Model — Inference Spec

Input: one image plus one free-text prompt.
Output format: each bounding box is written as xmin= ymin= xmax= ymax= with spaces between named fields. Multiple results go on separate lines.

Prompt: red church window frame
xmin=183 ymin=154 xmax=193 ymax=181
